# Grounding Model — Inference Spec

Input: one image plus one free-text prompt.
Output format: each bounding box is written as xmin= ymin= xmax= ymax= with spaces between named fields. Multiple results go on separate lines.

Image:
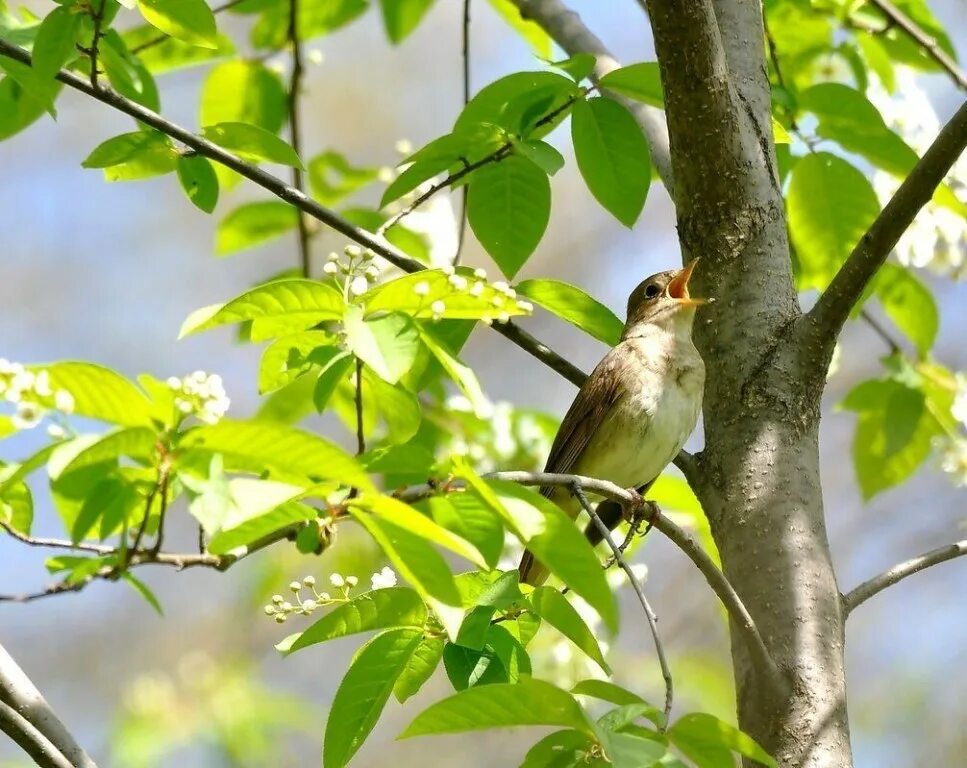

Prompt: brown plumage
xmin=518 ymin=261 xmax=708 ymax=585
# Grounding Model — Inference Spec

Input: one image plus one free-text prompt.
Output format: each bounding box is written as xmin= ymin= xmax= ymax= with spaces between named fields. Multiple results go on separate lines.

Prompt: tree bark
xmin=646 ymin=1 xmax=853 ymax=766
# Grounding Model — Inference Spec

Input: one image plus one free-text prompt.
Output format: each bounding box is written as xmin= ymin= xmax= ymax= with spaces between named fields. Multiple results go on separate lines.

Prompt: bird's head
xmin=622 ymin=259 xmax=710 ymax=339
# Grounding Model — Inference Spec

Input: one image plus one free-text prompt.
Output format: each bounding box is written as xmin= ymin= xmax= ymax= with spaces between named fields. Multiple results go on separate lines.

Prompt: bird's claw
xmin=621 ymin=489 xmax=660 ymax=530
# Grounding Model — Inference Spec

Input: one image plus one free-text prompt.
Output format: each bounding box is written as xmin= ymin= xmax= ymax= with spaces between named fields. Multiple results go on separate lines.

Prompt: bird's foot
xmin=621 ymin=488 xmax=660 ymax=532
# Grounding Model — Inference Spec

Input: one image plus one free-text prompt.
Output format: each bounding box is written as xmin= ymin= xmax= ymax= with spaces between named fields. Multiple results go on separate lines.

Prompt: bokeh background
xmin=2 ymin=1 xmax=966 ymax=765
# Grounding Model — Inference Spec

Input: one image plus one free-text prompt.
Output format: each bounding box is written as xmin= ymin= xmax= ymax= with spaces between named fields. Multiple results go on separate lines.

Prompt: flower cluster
xmin=262 ymin=569 xmax=397 ymax=623
xmin=937 ymin=375 xmax=967 ymax=487
xmin=867 ymin=69 xmax=967 ymax=279
xmin=166 ymin=371 xmax=229 ymax=425
xmin=411 ymin=265 xmax=533 ymax=323
xmin=0 ymin=360 xmax=75 ymax=435
xmin=323 ymin=244 xmax=382 ymax=297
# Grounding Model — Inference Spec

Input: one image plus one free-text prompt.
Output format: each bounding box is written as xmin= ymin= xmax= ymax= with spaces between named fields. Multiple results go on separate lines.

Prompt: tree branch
xmin=805 ymin=100 xmax=967 ymax=357
xmin=0 ymin=701 xmax=74 ymax=768
xmin=429 ymin=470 xmax=784 ymax=693
xmin=572 ymin=483 xmax=673 ymax=728
xmin=455 ymin=0 xmax=472 ymax=266
xmin=287 ymin=0 xmax=311 ymax=277
xmin=508 ymin=0 xmax=674 ymax=195
xmin=866 ymin=0 xmax=967 ymax=90
xmin=842 ymin=538 xmax=967 ymax=616
xmin=0 ymin=38 xmax=584 ymax=392
xmin=0 ymin=644 xmax=97 ymax=767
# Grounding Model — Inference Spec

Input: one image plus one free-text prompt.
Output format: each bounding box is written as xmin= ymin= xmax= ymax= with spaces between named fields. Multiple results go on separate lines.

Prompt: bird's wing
xmin=542 ymin=346 xmax=629 ymax=483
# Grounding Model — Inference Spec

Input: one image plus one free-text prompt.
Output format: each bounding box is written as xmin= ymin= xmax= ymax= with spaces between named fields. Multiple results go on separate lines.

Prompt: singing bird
xmin=518 ymin=260 xmax=708 ymax=585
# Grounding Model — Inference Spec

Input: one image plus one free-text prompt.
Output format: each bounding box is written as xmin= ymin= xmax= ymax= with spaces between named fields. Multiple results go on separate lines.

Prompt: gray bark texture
xmin=648 ymin=0 xmax=852 ymax=765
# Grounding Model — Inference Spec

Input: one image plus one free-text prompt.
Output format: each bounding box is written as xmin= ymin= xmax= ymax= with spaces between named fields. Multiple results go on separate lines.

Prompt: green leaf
xmin=400 ymin=678 xmax=594 ymax=738
xmin=207 ymin=499 xmax=317 ymax=554
xmin=351 ymin=508 xmax=462 ymax=635
xmin=351 ymin=494 xmax=489 ymax=569
xmin=0 ymin=75 xmax=52 ymax=141
xmin=841 ymin=378 xmax=941 ymax=499
xmin=797 ymin=82 xmax=963 ymax=215
xmin=599 ymin=62 xmax=663 ymax=107
xmin=455 ymin=71 xmax=576 ymax=137
xmin=308 ymin=150 xmax=379 ymax=204
xmin=343 ymin=306 xmax=420 ymax=384
xmin=529 ymin=586 xmax=611 ymax=674
xmin=786 ymin=152 xmax=880 ymax=290
xmin=360 ymin=268 xmax=528 ymax=321
xmin=250 ymin=0 xmax=367 ymax=50
xmin=517 ymin=279 xmax=622 ymax=345
xmin=394 ymin=635 xmax=445 ymax=703
xmin=571 ymin=97 xmax=651 ymax=227
xmin=521 ymin=730 xmax=594 ymax=768
xmin=200 ymin=60 xmax=285 ymax=132
xmin=313 ymin=353 xmax=354 ymax=413
xmin=444 ymin=624 xmax=531 ymax=689
xmin=180 ymin=278 xmax=344 ymax=336
xmin=258 ymin=331 xmax=334 ymax=393
xmin=365 ymin=371 xmax=421 ymax=444
xmin=32 ymin=7 xmax=80 ymax=78
xmin=202 ymin=477 xmax=309 ymax=548
xmin=278 ymin=588 xmax=427 ymax=654
xmin=379 ymin=155 xmax=454 ymax=208
xmin=422 ymin=494 xmax=504 ymax=570
xmin=179 ymin=418 xmax=373 ymax=490
xmin=549 ymin=53 xmax=596 ymax=83
xmin=137 ymin=0 xmax=218 ymax=49
xmin=456 ymin=470 xmax=618 ymax=633
xmin=176 ymin=154 xmax=219 ymax=213
xmin=600 ymin=730 xmax=668 ymax=767
xmin=122 ymin=572 xmax=164 ymax=615
xmin=124 ymin=25 xmax=234 ymax=74
xmin=855 ymin=33 xmax=895 ymax=92
xmin=323 ymin=627 xmax=423 ymax=768
xmin=418 ymin=326 xmax=489 ymax=418
xmin=0 ymin=480 xmax=33 ymax=536
xmin=873 ymin=263 xmax=938 ymax=358
xmin=668 ymin=713 xmax=776 ymax=768
xmin=70 ymin=473 xmax=140 ymax=542
xmin=202 ymin=122 xmax=303 ymax=168
xmin=486 ymin=0 xmax=551 ymax=58
xmin=468 ymin=155 xmax=550 ymax=278
xmin=378 ymin=0 xmax=436 ymax=43
xmin=214 ymin=201 xmax=298 ymax=255
xmin=53 ymin=427 xmax=156 ymax=479
xmin=0 ymin=56 xmax=59 ymax=118
xmin=43 ymin=362 xmax=154 ymax=427
xmin=99 ymin=31 xmax=160 ymax=111
xmin=81 ymin=130 xmax=178 ymax=181
xmin=571 ymin=680 xmax=649 ymax=708
xmin=513 ymin=139 xmax=565 ymax=176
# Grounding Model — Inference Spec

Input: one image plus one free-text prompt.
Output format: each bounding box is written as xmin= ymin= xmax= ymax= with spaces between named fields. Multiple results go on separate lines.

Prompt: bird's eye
xmin=644 ymin=284 xmax=660 ymax=299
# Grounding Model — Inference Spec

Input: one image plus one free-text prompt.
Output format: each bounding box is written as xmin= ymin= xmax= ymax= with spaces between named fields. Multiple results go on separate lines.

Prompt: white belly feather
xmin=574 ymin=336 xmax=704 ymax=490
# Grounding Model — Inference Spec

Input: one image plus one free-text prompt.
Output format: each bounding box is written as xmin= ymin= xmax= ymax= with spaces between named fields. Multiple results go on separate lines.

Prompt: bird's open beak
xmin=666 ymin=259 xmax=710 ymax=307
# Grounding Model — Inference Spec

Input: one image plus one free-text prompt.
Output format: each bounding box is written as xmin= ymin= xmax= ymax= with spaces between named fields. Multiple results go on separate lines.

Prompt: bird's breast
xmin=576 ymin=341 xmax=704 ymax=490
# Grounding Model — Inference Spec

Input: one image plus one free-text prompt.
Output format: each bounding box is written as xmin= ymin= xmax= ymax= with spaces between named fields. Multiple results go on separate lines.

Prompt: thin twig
xmin=354 ymin=358 xmax=365 ymax=455
xmin=0 ymin=38 xmax=586 ymax=391
xmin=842 ymin=538 xmax=967 ymax=616
xmin=287 ymin=0 xmax=312 ymax=277
xmin=454 ymin=0 xmax=472 ymax=266
xmin=859 ymin=308 xmax=901 ymax=355
xmin=763 ymin=14 xmax=798 ymax=132
xmin=0 ymin=519 xmax=113 ymax=554
xmin=148 ymin=463 xmax=172 ymax=556
xmin=129 ymin=0 xmax=248 ymax=55
xmin=87 ymin=0 xmax=106 ymax=89
xmin=805 ymin=100 xmax=967 ymax=358
xmin=866 ymin=0 xmax=967 ymax=90
xmin=376 ymin=92 xmax=580 ymax=237
xmin=572 ymin=484 xmax=672 ymax=729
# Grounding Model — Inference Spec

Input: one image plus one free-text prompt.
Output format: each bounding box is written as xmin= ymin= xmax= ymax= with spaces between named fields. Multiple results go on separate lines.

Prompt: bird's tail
xmin=517 ymin=484 xmax=652 ymax=586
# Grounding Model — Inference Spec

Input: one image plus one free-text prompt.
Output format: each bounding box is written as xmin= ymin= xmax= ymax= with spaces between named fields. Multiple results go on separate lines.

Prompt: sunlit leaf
xmin=517 ymin=278 xmax=622 ymax=345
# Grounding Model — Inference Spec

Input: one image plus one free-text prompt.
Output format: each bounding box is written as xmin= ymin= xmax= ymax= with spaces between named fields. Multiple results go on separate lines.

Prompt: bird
xmin=518 ymin=260 xmax=708 ymax=586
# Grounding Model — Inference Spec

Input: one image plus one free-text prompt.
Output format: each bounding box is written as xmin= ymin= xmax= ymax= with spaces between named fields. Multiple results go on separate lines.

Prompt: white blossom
xmin=473 ymin=268 xmax=487 ymax=279
xmin=939 ymin=436 xmax=967 ymax=487
xmin=12 ymin=402 xmax=42 ymax=430
xmin=349 ymin=276 xmax=369 ymax=296
xmin=394 ymin=139 xmax=413 ymax=156
xmin=323 ymin=261 xmax=339 ymax=275
xmin=413 ymin=281 xmax=430 ymax=296
xmin=370 ymin=567 xmax=397 ymax=590
xmin=952 ymin=374 xmax=967 ymax=427
xmin=329 ymin=573 xmax=345 ymax=588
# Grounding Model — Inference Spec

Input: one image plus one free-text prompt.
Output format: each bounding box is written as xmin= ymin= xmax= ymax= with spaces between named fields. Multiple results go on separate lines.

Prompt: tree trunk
xmin=647 ymin=0 xmax=853 ymax=765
